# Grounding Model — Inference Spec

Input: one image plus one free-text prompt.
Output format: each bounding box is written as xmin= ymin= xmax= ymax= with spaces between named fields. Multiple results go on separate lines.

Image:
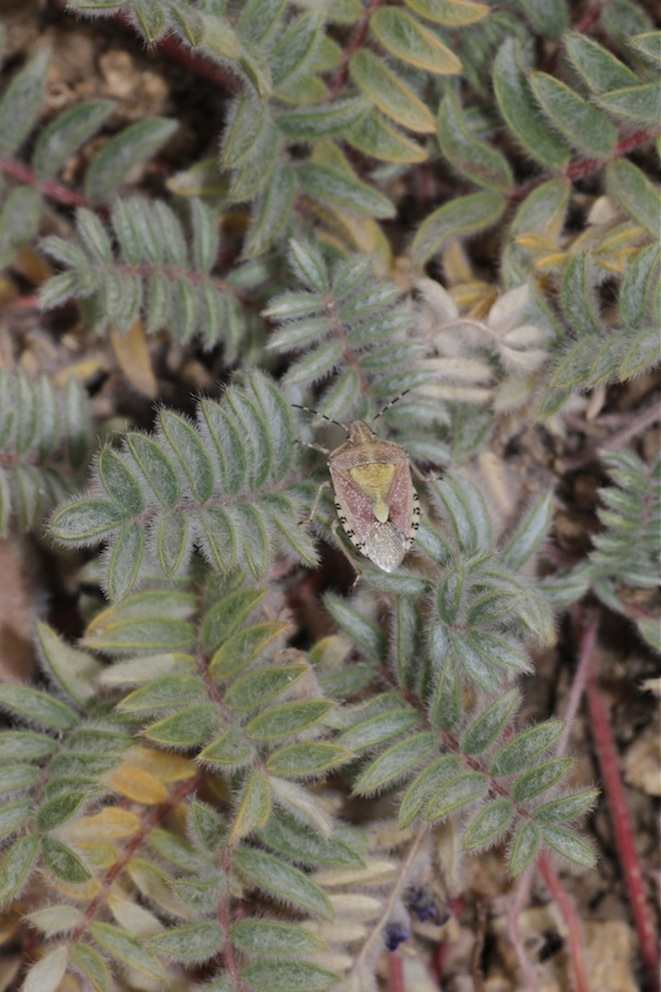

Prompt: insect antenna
xmin=371 ymin=390 xmax=410 ymax=424
xmin=292 ymin=405 xmax=349 ymax=432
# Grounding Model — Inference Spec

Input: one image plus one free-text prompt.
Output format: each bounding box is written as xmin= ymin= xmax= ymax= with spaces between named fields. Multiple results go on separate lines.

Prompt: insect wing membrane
xmin=363 ymin=519 xmax=409 ymax=572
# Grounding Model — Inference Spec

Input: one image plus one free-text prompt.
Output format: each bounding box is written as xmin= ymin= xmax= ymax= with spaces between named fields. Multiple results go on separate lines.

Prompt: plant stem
xmin=538 ymin=853 xmax=589 ymax=992
xmin=586 ymin=654 xmax=660 ymax=992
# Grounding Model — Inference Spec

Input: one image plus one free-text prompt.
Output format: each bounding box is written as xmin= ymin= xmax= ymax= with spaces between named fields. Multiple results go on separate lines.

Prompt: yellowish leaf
xmin=404 ymin=0 xmax=489 ymax=24
xmin=105 ymin=764 xmax=168 ymax=804
xmin=121 ymin=745 xmax=197 ymax=782
xmin=64 ymin=807 xmax=142 ymax=843
xmin=110 ymin=319 xmax=157 ymax=399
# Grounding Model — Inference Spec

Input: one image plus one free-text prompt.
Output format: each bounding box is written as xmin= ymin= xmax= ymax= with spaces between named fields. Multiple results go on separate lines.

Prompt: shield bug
xmin=295 ymin=399 xmax=421 ymax=573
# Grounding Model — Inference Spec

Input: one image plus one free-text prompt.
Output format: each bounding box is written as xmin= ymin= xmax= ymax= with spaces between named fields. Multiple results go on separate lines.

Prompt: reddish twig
xmin=0 ymin=156 xmax=91 ymax=209
xmin=111 ymin=13 xmax=241 ymax=93
xmin=538 ymin=853 xmax=590 ymax=992
xmin=328 ymin=0 xmax=383 ymax=98
xmin=508 ymin=868 xmax=540 ymax=992
xmin=563 ymin=403 xmax=661 ymax=472
xmin=586 ymin=654 xmax=661 ymax=992
xmin=388 ymin=950 xmax=405 ymax=992
xmin=556 ymin=606 xmax=599 ymax=755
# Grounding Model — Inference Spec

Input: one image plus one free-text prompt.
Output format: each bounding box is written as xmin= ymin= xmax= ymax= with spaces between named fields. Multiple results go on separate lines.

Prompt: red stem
xmin=586 ymin=655 xmax=660 ymax=992
xmin=388 ymin=950 xmax=405 ymax=992
xmin=0 ymin=156 xmax=91 ymax=209
xmin=538 ymin=853 xmax=590 ymax=992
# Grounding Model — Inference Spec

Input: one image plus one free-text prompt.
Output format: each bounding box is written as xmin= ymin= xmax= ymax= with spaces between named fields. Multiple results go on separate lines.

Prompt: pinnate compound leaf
xmin=198 ymin=727 xmax=255 ymax=768
xmin=69 ymin=943 xmax=112 ymax=992
xmin=370 ymin=8 xmax=462 ymax=74
xmin=84 ymin=117 xmax=178 ymax=203
xmin=23 ymin=945 xmax=68 ymax=992
xmin=564 ymin=32 xmax=639 ymax=94
xmin=278 ymin=98 xmax=369 ymax=139
xmin=0 ymin=835 xmax=39 ymax=907
xmin=266 ymin=743 xmax=351 ymax=776
xmin=489 ymin=720 xmax=563 ymax=776
xmin=235 ymin=848 xmax=333 ymax=919
xmin=159 ymin=410 xmax=215 ymax=504
xmin=209 ymin=621 xmax=288 ymax=682
xmin=398 ymin=755 xmax=460 ymax=828
xmin=222 ymin=664 xmax=308 ymax=713
xmin=0 ymin=801 xmax=31 ymax=840
xmin=297 ymin=162 xmax=395 ymax=218
xmin=32 ymin=99 xmax=115 ymax=179
xmin=200 ymin=588 xmax=266 ymax=652
xmin=41 ymin=837 xmax=91 ymax=884
xmin=241 ymin=961 xmax=339 ymax=991
xmin=337 ymin=708 xmax=419 ymax=753
xmin=411 ymin=191 xmax=506 ymax=267
xmin=501 ymin=493 xmax=553 ymax=569
xmin=244 ymin=161 xmax=297 ymax=258
xmin=0 ymin=684 xmax=78 ymax=731
xmin=324 ymin=594 xmax=385 ymax=660
xmin=270 ymin=12 xmax=324 ymax=89
xmin=143 ymin=704 xmax=221 ymax=748
xmin=246 ymin=700 xmax=333 ymax=741
xmin=540 ymin=824 xmax=596 ymax=868
xmin=230 ymin=919 xmax=325 ymax=956
xmin=107 ymin=524 xmax=145 ymax=601
xmin=534 ymin=788 xmax=599 ymax=824
xmin=98 ymin=446 xmax=146 ymax=515
xmin=354 ymin=733 xmax=437 ymax=795
xmin=493 ymin=39 xmax=571 ymax=171
xmin=463 ymin=798 xmax=515 ymax=851
xmin=349 ymin=50 xmax=435 ymax=133
xmin=511 ymin=757 xmax=572 ymax=801
xmin=424 ymin=771 xmax=489 ymax=822
xmin=461 ymin=689 xmax=520 ymax=755
xmin=404 ymin=0 xmax=488 ymax=24
xmin=0 ymin=730 xmax=56 ymax=761
xmin=37 ymin=792 xmax=87 ymax=831
xmin=437 ymin=92 xmax=513 ymax=191
xmin=231 ymin=770 xmax=272 ymax=842
xmin=529 ymin=71 xmax=617 ymax=159
xmin=347 ymin=109 xmax=426 ymax=163
xmin=50 ymin=499 xmax=124 ymax=543
xmin=90 ymin=921 xmax=166 ymax=980
xmin=0 ymin=49 xmax=49 ymax=156
xmin=517 ymin=0 xmax=568 ymax=38
xmin=509 ymin=820 xmax=541 ymax=874
xmin=149 ymin=921 xmax=223 ymax=962
xmin=606 ymin=159 xmax=661 ymax=238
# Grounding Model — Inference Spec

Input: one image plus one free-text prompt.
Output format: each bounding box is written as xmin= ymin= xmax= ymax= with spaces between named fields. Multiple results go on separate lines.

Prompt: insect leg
xmin=298 ymin=480 xmax=330 ymax=527
xmin=295 ymin=439 xmax=331 ymax=456
xmin=330 ymin=519 xmax=363 ymax=587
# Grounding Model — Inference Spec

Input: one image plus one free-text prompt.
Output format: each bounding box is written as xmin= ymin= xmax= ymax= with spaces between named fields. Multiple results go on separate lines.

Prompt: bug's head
xmin=293 ymin=390 xmax=409 ymax=436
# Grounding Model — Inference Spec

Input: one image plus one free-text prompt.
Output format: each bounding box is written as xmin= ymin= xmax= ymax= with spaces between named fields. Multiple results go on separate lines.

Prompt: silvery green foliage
xmin=0 ymin=32 xmax=178 ymax=269
xmin=39 ymin=198 xmax=258 ymax=355
xmin=265 ymin=240 xmax=442 ymax=439
xmin=0 ymin=371 xmax=93 ymax=536
xmin=589 ymin=452 xmax=660 ymax=651
xmin=0 ymin=581 xmax=355 ymax=990
xmin=50 ymin=371 xmax=318 ymax=600
xmin=1 ymin=1 xmax=657 ymax=988
xmin=0 ymin=529 xmax=596 ymax=991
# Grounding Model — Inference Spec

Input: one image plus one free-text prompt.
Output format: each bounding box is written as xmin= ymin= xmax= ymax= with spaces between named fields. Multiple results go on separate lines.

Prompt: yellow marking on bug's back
xmin=349 ymin=463 xmax=396 ymax=522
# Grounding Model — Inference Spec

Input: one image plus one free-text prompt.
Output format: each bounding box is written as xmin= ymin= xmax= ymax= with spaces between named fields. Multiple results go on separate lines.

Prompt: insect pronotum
xmin=295 ymin=397 xmax=421 ymax=573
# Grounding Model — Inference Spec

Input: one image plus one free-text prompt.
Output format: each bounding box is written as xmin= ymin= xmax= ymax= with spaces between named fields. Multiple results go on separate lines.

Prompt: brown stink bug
xmin=295 ymin=398 xmax=421 ymax=573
